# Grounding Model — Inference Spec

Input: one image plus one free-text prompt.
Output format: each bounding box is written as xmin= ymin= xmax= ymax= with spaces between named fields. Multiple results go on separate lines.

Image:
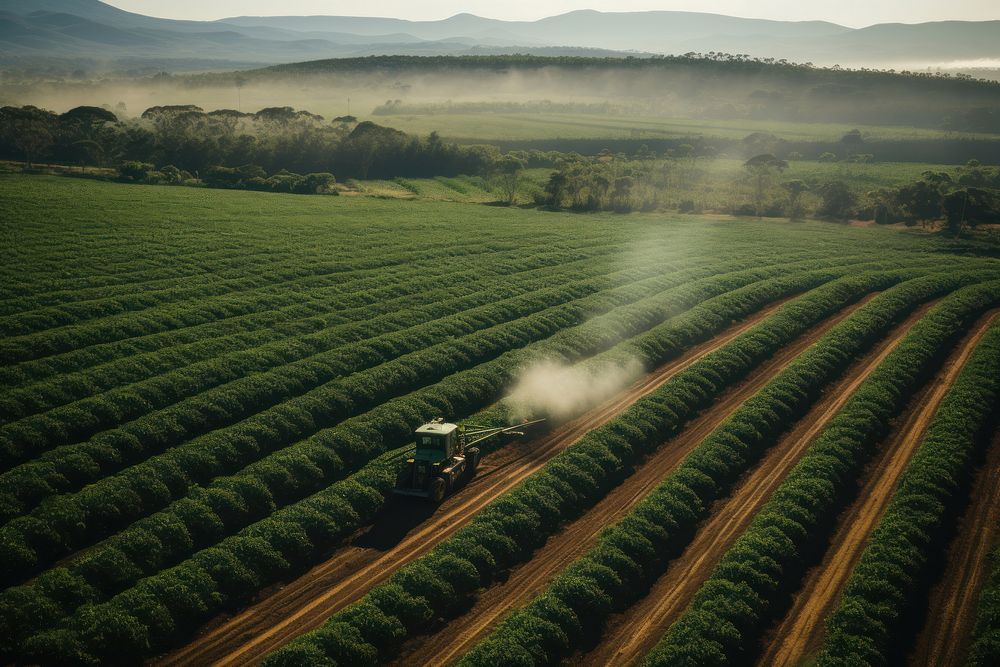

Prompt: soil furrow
xmin=156 ymin=297 xmax=799 ymax=667
xmin=756 ymin=309 xmax=1000 ymax=667
xmin=388 ymin=295 xmax=882 ymax=667
xmin=577 ymin=300 xmax=938 ymax=667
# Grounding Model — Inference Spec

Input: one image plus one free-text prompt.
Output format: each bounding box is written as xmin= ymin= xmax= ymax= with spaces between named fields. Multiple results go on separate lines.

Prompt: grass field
xmin=1 ymin=175 xmax=999 ymax=667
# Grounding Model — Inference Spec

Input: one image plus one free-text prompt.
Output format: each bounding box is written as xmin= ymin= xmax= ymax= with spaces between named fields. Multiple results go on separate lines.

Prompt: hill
xmin=1 ymin=1 xmax=999 ymax=73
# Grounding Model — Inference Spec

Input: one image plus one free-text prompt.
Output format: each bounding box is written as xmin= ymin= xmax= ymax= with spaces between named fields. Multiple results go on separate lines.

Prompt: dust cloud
xmin=507 ymin=356 xmax=645 ymax=423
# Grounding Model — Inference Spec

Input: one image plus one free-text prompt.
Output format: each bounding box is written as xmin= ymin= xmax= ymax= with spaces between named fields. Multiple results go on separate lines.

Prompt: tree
xmin=743 ymin=154 xmax=788 ymax=217
xmin=895 ymin=179 xmax=943 ymax=223
xmin=942 ymin=188 xmax=999 ymax=235
xmin=0 ymin=106 xmax=57 ymax=167
xmin=816 ymin=180 xmax=857 ymax=222
xmin=491 ymin=155 xmax=525 ymax=205
xmin=783 ymin=180 xmax=809 ymax=220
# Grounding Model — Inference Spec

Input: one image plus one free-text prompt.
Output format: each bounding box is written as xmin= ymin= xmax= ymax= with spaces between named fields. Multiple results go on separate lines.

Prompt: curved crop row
xmin=0 ymin=242 xmax=630 ymax=421
xmin=0 ymin=243 xmax=681 ymax=476
xmin=0 ymin=263 xmax=862 ymax=659
xmin=0 ymin=240 xmax=619 ymax=390
xmin=257 ymin=270 xmax=913 ymax=667
xmin=459 ymin=271 xmax=976 ymax=665
xmin=641 ymin=279 xmax=1000 ymax=667
xmin=816 ymin=318 xmax=1000 ymax=666
xmin=0 ymin=235 xmax=544 ymax=336
xmin=969 ymin=541 xmax=1000 ymax=666
xmin=0 ymin=259 xmax=819 ymax=582
xmin=0 ymin=237 xmax=579 ymax=364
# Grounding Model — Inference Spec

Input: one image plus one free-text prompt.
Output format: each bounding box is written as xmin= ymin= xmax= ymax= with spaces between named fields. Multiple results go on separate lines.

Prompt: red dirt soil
xmin=155 ymin=297 xmax=801 ymax=667
xmin=390 ymin=295 xmax=882 ymax=667
xmin=576 ymin=301 xmax=939 ymax=667
xmin=756 ymin=309 xmax=1000 ymax=667
xmin=907 ymin=429 xmax=1000 ymax=666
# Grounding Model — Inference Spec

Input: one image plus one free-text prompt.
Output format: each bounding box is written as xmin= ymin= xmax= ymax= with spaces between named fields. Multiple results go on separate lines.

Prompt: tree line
xmin=0 ymin=105 xmax=501 ymax=192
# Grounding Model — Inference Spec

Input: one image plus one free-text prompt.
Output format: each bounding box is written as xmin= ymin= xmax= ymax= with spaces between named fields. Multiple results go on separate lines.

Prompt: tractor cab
xmin=414 ymin=420 xmax=459 ymax=463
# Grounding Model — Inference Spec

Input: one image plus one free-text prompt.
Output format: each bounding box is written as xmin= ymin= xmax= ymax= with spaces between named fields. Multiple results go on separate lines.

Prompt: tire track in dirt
xmin=156 ymin=297 xmax=801 ymax=667
xmin=578 ymin=301 xmax=939 ymax=667
xmin=907 ymin=429 xmax=1000 ymax=665
xmin=390 ymin=295 xmax=883 ymax=667
xmin=756 ymin=309 xmax=1000 ymax=667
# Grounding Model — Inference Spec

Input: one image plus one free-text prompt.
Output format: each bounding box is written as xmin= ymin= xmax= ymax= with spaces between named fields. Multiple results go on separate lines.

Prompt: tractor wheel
xmin=430 ymin=478 xmax=447 ymax=503
xmin=465 ymin=447 xmax=481 ymax=478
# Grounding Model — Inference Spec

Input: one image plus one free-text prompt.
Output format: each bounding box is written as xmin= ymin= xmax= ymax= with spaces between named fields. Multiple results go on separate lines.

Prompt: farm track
xmin=156 ymin=295 xmax=801 ymax=667
xmin=908 ymin=431 xmax=1000 ymax=665
xmin=755 ymin=309 xmax=1000 ymax=667
xmin=577 ymin=300 xmax=938 ymax=667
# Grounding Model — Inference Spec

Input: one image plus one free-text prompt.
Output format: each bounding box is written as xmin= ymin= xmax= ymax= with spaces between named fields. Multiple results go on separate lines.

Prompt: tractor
xmin=393 ymin=417 xmax=543 ymax=502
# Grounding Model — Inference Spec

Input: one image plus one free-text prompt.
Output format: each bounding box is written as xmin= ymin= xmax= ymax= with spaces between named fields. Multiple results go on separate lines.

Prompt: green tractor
xmin=394 ymin=417 xmax=543 ymax=502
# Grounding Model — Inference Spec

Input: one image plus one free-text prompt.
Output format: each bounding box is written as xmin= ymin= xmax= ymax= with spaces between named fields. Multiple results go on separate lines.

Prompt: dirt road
xmin=756 ymin=310 xmax=999 ymax=667
xmin=578 ymin=301 xmax=939 ymax=667
xmin=391 ymin=296 xmax=882 ymax=667
xmin=907 ymin=429 xmax=1000 ymax=666
xmin=156 ymin=297 xmax=801 ymax=667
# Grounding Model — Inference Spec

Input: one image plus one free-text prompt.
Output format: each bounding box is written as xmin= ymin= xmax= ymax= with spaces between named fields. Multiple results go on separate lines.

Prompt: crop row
xmin=0 ymin=264 xmax=877 ymax=662
xmin=969 ymin=541 xmax=1000 ymax=666
xmin=0 ymin=243 xmax=640 ymax=420
xmin=258 ymin=270 xmax=917 ymax=667
xmin=816 ymin=318 xmax=1000 ymax=666
xmin=642 ymin=279 xmax=1000 ymax=667
xmin=0 ymin=241 xmax=622 ymax=390
xmin=1 ymin=233 xmax=617 ymax=338
xmin=0 ymin=236 xmax=606 ymax=363
xmin=0 ymin=231 xmax=546 ymax=318
xmin=460 ymin=272 xmax=979 ymax=665
xmin=0 ymin=242 xmax=675 ymax=471
xmin=0 ymin=258 xmax=820 ymax=581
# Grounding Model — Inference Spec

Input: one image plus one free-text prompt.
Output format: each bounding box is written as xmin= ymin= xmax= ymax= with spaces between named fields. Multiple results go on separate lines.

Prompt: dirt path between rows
xmin=907 ymin=429 xmax=1000 ymax=666
xmin=156 ymin=297 xmax=801 ymax=667
xmin=756 ymin=309 xmax=999 ymax=667
xmin=578 ymin=301 xmax=939 ymax=667
xmin=391 ymin=295 xmax=881 ymax=667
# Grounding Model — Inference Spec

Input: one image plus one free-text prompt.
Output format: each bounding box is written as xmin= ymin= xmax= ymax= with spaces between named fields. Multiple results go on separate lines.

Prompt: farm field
xmin=1 ymin=174 xmax=1000 ymax=667
xmin=365 ymin=112 xmax=1000 ymax=144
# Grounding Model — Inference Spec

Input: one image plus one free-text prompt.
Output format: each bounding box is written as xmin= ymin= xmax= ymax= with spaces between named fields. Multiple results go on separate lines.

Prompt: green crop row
xmin=969 ymin=541 xmax=1000 ymax=666
xmin=0 ymin=244 xmax=685 ymax=487
xmin=0 ymin=235 xmax=543 ymax=336
xmin=0 ymin=257 xmax=821 ymax=583
xmin=461 ymin=271 xmax=977 ymax=665
xmin=816 ymin=319 xmax=1000 ymax=666
xmin=0 ymin=239 xmax=545 ymax=363
xmin=259 ymin=270 xmax=910 ymax=667
xmin=0 ymin=263 xmax=863 ymax=660
xmin=642 ymin=279 xmax=1000 ymax=667
xmin=0 ymin=242 xmax=629 ymax=420
xmin=0 ymin=241 xmax=612 ymax=390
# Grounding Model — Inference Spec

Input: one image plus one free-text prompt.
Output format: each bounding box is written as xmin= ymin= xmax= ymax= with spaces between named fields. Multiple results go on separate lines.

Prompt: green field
xmin=2 ymin=175 xmax=1000 ymax=666
xmin=374 ymin=112 xmax=1000 ymax=143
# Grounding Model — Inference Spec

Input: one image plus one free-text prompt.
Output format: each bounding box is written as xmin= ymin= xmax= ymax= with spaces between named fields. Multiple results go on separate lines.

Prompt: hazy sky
xmin=104 ymin=1 xmax=1000 ymax=28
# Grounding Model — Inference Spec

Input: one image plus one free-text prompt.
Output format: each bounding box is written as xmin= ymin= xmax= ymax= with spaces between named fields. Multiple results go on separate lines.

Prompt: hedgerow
xmin=642 ymin=278 xmax=1000 ymax=667
xmin=817 ymin=316 xmax=1000 ymax=666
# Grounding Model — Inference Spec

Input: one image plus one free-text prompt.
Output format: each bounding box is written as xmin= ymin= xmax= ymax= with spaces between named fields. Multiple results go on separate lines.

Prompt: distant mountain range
xmin=1 ymin=0 xmax=999 ymax=72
